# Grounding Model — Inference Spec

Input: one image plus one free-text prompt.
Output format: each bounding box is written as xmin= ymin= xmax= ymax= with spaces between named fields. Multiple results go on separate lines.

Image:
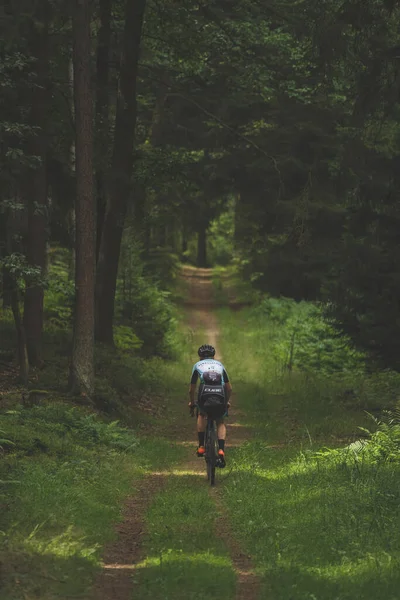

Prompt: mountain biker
xmin=188 ymin=344 xmax=232 ymax=468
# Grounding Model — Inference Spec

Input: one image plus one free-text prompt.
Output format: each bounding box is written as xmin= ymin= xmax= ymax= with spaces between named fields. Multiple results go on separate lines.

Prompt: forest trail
xmin=92 ymin=266 xmax=260 ymax=600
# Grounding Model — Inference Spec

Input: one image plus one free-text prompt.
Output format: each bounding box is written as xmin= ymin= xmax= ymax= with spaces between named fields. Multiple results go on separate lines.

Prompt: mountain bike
xmin=190 ymin=405 xmax=222 ymax=486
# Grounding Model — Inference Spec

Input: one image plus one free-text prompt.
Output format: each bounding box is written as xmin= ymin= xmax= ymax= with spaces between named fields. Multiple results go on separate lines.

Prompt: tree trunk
xmin=69 ymin=0 xmax=95 ymax=396
xmin=95 ymin=0 xmax=112 ymax=262
xmin=95 ymin=0 xmax=146 ymax=344
xmin=11 ymin=286 xmax=29 ymax=385
xmin=23 ymin=1 xmax=50 ymax=367
xmin=5 ymin=205 xmax=29 ymax=383
xmin=1 ymin=212 xmax=11 ymax=307
xmin=197 ymin=223 xmax=208 ymax=268
xmin=2 ymin=267 xmax=12 ymax=308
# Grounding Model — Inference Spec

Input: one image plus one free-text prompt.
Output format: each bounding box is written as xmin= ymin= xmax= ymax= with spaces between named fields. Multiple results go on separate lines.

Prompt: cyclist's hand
xmin=227 ymin=401 xmax=231 ymax=408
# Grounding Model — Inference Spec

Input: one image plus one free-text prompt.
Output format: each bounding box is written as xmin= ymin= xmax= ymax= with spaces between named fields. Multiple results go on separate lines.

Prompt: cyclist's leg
xmin=196 ymin=410 xmax=207 ymax=456
xmin=216 ymin=417 xmax=226 ymax=466
xmin=216 ymin=418 xmax=226 ymax=441
xmin=197 ymin=411 xmax=207 ymax=433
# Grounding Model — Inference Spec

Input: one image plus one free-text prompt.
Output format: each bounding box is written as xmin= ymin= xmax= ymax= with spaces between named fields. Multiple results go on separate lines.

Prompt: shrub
xmin=123 ymin=277 xmax=176 ymax=357
xmin=1 ymin=403 xmax=138 ymax=457
xmin=114 ymin=325 xmax=142 ymax=352
xmin=254 ymin=296 xmax=365 ymax=375
xmin=117 ymin=235 xmax=177 ymax=356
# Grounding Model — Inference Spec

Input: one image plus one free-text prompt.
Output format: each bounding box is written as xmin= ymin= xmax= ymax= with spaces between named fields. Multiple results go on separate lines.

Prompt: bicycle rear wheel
xmin=205 ymin=419 xmax=218 ymax=486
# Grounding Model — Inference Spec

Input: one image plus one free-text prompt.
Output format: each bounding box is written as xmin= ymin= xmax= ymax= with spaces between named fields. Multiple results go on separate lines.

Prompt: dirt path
xmin=182 ymin=266 xmax=260 ymax=599
xmin=92 ymin=475 xmax=167 ymax=600
xmin=91 ymin=266 xmax=260 ymax=600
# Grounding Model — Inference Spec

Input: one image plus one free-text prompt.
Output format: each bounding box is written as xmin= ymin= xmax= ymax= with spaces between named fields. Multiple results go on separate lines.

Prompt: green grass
xmin=3 ymin=268 xmax=400 ymax=600
xmin=0 ymin=401 xmax=186 ymax=600
xmin=223 ymin=442 xmax=400 ymax=599
xmin=134 ymin=473 xmax=236 ymax=600
xmin=215 ymin=300 xmax=400 ymax=600
xmin=0 ymin=304 xmax=196 ymax=600
xmin=216 ymin=305 xmax=397 ymax=445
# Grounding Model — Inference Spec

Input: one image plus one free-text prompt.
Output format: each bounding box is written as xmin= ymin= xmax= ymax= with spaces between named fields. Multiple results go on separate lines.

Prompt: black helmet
xmin=198 ymin=344 xmax=216 ymax=358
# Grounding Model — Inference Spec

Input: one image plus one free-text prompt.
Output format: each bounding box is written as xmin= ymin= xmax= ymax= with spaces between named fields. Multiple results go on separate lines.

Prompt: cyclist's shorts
xmin=196 ymin=405 xmax=228 ymax=420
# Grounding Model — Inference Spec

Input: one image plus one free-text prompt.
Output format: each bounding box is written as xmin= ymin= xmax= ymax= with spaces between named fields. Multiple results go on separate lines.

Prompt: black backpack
xmin=198 ymin=370 xmax=226 ymax=418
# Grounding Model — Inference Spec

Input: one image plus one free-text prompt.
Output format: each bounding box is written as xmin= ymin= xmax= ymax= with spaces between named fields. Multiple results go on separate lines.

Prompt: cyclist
xmin=188 ymin=344 xmax=232 ymax=467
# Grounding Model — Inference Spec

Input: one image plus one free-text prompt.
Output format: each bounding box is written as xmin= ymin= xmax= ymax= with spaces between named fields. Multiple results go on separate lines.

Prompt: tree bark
xmin=95 ymin=0 xmax=112 ymax=262
xmin=23 ymin=1 xmax=50 ymax=367
xmin=11 ymin=286 xmax=29 ymax=385
xmin=95 ymin=0 xmax=146 ymax=344
xmin=0 ymin=211 xmax=11 ymax=308
xmin=69 ymin=0 xmax=95 ymax=396
xmin=4 ymin=204 xmax=29 ymax=383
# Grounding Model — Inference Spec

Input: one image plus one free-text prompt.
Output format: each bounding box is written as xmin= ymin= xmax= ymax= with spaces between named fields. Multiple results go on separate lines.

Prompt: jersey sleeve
xmin=223 ymin=369 xmax=230 ymax=383
xmin=190 ymin=369 xmax=199 ymax=384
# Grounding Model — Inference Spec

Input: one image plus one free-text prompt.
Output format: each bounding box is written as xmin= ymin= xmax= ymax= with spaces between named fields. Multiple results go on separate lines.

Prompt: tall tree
xmin=69 ymin=0 xmax=95 ymax=395
xmin=23 ymin=1 xmax=50 ymax=367
xmin=95 ymin=0 xmax=146 ymax=344
xmin=95 ymin=0 xmax=112 ymax=262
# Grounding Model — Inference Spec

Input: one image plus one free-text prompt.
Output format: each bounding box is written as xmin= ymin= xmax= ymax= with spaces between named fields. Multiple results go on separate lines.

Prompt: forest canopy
xmin=1 ymin=0 xmax=400 ymax=386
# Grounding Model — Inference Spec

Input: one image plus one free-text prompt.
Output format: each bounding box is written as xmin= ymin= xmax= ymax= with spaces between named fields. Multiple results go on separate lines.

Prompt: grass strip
xmin=134 ymin=470 xmax=236 ymax=599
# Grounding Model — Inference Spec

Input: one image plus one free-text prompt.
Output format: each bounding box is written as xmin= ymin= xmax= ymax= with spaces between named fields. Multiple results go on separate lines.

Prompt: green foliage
xmin=0 ymin=428 xmax=14 ymax=450
xmin=0 ymin=253 xmax=42 ymax=291
xmin=114 ymin=325 xmax=143 ymax=352
xmin=44 ymin=248 xmax=74 ymax=329
xmin=316 ymin=410 xmax=400 ymax=465
xmin=224 ymin=441 xmax=400 ymax=600
xmin=125 ymin=277 xmax=176 ymax=357
xmin=254 ymin=296 xmax=365 ymax=375
xmin=0 ymin=397 xmax=185 ymax=599
xmin=207 ymin=201 xmax=235 ymax=266
xmin=118 ymin=234 xmax=178 ymax=356
xmin=95 ymin=345 xmax=163 ymax=405
xmin=144 ymin=249 xmax=181 ymax=285
xmin=1 ymin=403 xmax=139 ymax=456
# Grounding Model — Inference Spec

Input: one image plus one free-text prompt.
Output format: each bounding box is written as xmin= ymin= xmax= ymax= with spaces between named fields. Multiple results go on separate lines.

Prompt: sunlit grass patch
xmin=0 ymin=399 xmax=187 ymax=599
xmin=136 ymin=549 xmax=232 ymax=570
xmin=136 ymin=474 xmax=236 ymax=599
xmin=23 ymin=525 xmax=99 ymax=560
xmin=222 ymin=441 xmax=400 ymax=599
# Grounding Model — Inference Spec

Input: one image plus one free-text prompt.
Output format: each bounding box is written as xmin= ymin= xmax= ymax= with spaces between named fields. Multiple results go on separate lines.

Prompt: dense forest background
xmin=1 ymin=0 xmax=400 ymax=386
xmin=3 ymin=3 xmax=400 ymax=598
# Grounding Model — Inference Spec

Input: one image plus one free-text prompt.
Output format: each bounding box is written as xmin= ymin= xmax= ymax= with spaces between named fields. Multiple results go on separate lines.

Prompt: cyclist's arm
xmin=225 ymin=381 xmax=232 ymax=403
xmin=223 ymin=368 xmax=232 ymax=403
xmin=189 ymin=369 xmax=198 ymax=405
xmin=189 ymin=384 xmax=196 ymax=405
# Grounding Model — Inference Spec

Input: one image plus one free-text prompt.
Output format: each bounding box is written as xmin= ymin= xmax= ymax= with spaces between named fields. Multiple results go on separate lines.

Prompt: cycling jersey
xmin=190 ymin=359 xmax=230 ymax=386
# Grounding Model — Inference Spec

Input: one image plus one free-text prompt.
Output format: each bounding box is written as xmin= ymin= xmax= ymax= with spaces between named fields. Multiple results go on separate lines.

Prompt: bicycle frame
xmin=204 ymin=416 xmax=218 ymax=486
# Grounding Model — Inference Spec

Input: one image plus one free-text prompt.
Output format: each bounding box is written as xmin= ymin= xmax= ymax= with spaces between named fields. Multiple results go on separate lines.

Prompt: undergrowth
xmin=0 ymin=401 xmax=185 ymax=600
xmin=217 ymin=300 xmax=400 ymax=444
xmin=217 ymin=292 xmax=400 ymax=600
xmin=0 ymin=268 xmax=194 ymax=600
